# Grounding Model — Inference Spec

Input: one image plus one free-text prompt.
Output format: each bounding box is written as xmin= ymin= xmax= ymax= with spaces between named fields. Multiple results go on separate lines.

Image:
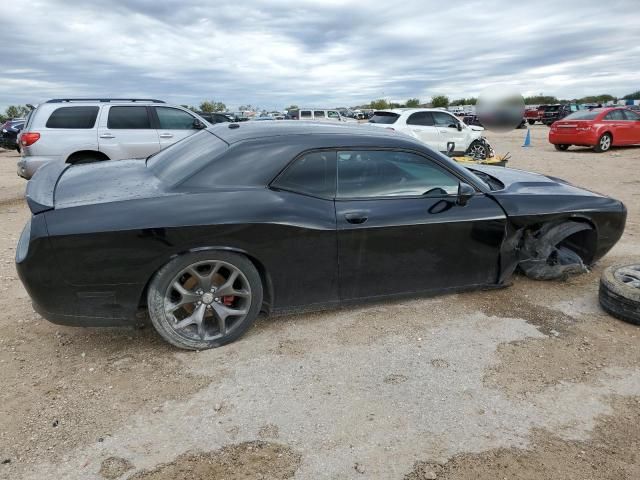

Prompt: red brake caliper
xmin=222 ymin=296 xmax=234 ymax=306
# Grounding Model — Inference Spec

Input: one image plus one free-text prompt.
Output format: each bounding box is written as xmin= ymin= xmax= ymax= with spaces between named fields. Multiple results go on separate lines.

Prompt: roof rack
xmin=45 ymin=98 xmax=165 ymax=103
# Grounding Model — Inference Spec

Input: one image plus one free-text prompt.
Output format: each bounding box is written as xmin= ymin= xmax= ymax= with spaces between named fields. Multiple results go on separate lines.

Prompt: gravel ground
xmin=0 ymin=126 xmax=639 ymax=479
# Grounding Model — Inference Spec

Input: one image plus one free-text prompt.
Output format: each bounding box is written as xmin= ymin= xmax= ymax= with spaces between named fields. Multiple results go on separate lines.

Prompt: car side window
xmin=314 ymin=111 xmax=326 ymax=119
xmin=300 ymin=110 xmax=312 ymax=119
xmin=622 ymin=110 xmax=640 ymax=121
xmin=432 ymin=112 xmax=458 ymax=128
xmin=605 ymin=110 xmax=625 ymax=121
xmin=108 ymin=106 xmax=151 ymax=129
xmin=272 ymin=151 xmax=337 ymax=198
xmin=337 ymin=150 xmax=460 ymax=199
xmin=327 ymin=111 xmax=339 ymax=119
xmin=156 ymin=107 xmax=196 ymax=129
xmin=407 ymin=112 xmax=435 ymax=126
xmin=46 ymin=107 xmax=99 ymax=129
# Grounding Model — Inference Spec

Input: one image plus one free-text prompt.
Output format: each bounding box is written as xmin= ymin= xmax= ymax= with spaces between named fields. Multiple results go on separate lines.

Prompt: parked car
xmin=368 ymin=109 xmax=491 ymax=158
xmin=196 ymin=112 xmax=232 ymax=124
xmin=291 ymin=109 xmax=350 ymax=122
xmin=542 ymin=104 xmax=580 ymax=126
xmin=17 ymin=98 xmax=209 ymax=179
xmin=549 ymin=107 xmax=640 ymax=152
xmin=463 ymin=114 xmax=527 ymax=130
xmin=17 ymin=122 xmax=626 ymax=349
xmin=0 ymin=119 xmax=25 ymax=151
xmin=524 ymin=106 xmax=546 ymax=125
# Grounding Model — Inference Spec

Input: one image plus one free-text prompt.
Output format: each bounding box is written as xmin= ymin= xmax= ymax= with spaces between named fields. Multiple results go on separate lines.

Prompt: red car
xmin=549 ymin=107 xmax=640 ymax=152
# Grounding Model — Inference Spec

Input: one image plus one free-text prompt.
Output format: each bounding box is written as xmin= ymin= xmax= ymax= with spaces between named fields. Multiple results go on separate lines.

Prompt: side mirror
xmin=456 ymin=122 xmax=462 ymax=131
xmin=193 ymin=119 xmax=207 ymax=130
xmin=457 ymin=182 xmax=475 ymax=206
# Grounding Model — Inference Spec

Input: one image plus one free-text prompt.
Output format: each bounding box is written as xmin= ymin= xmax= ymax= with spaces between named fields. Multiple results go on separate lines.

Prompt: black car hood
xmin=54 ymin=159 xmax=177 ymax=209
xmin=467 ymin=165 xmax=602 ymax=197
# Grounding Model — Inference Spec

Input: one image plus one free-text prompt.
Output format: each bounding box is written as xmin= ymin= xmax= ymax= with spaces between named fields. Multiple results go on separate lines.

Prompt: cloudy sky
xmin=1 ymin=0 xmax=638 ymax=111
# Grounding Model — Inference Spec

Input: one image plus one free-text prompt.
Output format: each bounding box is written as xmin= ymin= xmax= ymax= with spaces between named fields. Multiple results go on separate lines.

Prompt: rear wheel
xmin=527 ymin=119 xmax=535 ymax=125
xmin=594 ymin=133 xmax=612 ymax=153
xmin=147 ymin=251 xmax=263 ymax=350
xmin=554 ymin=144 xmax=570 ymax=151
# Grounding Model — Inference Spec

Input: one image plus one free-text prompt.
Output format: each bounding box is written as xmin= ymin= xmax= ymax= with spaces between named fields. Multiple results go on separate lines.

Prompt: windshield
xmin=563 ymin=110 xmax=601 ymax=121
xmin=369 ymin=112 xmax=399 ymax=124
xmin=147 ymin=130 xmax=228 ymax=185
xmin=545 ymin=105 xmax=561 ymax=112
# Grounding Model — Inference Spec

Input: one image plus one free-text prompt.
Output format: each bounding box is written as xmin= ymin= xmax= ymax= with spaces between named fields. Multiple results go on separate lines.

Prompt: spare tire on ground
xmin=599 ymin=264 xmax=640 ymax=325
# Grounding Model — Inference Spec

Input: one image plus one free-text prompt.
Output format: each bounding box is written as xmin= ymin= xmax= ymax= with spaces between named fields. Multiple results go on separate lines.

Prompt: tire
xmin=527 ymin=119 xmax=535 ymax=125
xmin=554 ymin=144 xmax=570 ymax=151
xmin=599 ymin=264 xmax=640 ymax=325
xmin=147 ymin=251 xmax=263 ymax=350
xmin=593 ymin=133 xmax=612 ymax=153
xmin=465 ymin=140 xmax=489 ymax=160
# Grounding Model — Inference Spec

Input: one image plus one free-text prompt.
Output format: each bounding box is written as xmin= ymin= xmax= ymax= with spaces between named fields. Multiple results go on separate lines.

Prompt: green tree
xmin=180 ymin=104 xmax=198 ymax=112
xmin=466 ymin=97 xmax=477 ymax=105
xmin=431 ymin=95 xmax=449 ymax=108
xmin=199 ymin=100 xmax=227 ymax=112
xmin=524 ymin=95 xmax=558 ymax=105
xmin=622 ymin=90 xmax=640 ymax=100
xmin=285 ymin=105 xmax=298 ymax=111
xmin=450 ymin=98 xmax=466 ymax=106
xmin=405 ymin=98 xmax=420 ymax=108
xmin=369 ymin=99 xmax=389 ymax=110
xmin=4 ymin=105 xmax=30 ymax=119
xmin=238 ymin=105 xmax=252 ymax=111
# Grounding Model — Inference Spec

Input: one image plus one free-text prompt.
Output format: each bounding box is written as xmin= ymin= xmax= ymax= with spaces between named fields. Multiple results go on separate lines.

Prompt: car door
xmin=404 ymin=111 xmax=441 ymax=149
xmin=335 ymin=149 xmax=506 ymax=300
xmin=153 ymin=106 xmax=201 ymax=149
xmin=98 ymin=105 xmax=160 ymax=159
xmin=622 ymin=109 xmax=640 ymax=143
xmin=432 ymin=111 xmax=466 ymax=152
xmin=604 ymin=109 xmax=630 ymax=144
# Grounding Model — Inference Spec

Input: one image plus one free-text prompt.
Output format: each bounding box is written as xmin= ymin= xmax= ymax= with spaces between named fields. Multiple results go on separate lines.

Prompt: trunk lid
xmin=25 ymin=161 xmax=71 ymax=214
xmin=53 ymin=159 xmax=169 ymax=209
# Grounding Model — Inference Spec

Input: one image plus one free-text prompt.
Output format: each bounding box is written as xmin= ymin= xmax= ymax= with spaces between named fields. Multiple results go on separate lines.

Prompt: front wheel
xmin=594 ymin=133 xmax=612 ymax=153
xmin=466 ymin=140 xmax=489 ymax=160
xmin=527 ymin=119 xmax=535 ymax=125
xmin=147 ymin=251 xmax=263 ymax=350
xmin=554 ymin=144 xmax=570 ymax=151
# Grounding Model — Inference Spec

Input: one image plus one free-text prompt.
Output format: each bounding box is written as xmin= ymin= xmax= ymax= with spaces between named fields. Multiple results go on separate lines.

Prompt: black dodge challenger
xmin=17 ymin=122 xmax=626 ymax=349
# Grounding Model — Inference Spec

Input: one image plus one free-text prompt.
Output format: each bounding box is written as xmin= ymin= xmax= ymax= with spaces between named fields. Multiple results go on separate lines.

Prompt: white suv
xmin=367 ymin=109 xmax=488 ymax=157
xmin=17 ymin=98 xmax=209 ymax=179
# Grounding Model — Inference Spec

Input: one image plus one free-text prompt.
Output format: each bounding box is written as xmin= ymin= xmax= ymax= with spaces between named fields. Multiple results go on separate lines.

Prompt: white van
xmin=293 ymin=109 xmax=347 ymax=122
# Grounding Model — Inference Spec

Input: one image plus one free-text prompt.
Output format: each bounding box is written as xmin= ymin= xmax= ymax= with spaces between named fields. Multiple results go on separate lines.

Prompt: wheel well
xmin=557 ymin=225 xmax=598 ymax=264
xmin=137 ymin=249 xmax=274 ymax=314
xmin=66 ymin=150 xmax=110 ymax=163
xmin=602 ymin=131 xmax=613 ymax=141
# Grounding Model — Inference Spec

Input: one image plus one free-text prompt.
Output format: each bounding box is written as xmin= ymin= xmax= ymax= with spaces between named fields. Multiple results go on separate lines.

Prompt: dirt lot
xmin=1 ymin=126 xmax=639 ymax=479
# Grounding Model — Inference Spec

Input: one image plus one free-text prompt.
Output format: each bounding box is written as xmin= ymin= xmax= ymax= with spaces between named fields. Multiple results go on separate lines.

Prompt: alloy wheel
xmin=163 ymin=260 xmax=252 ymax=341
xmin=614 ymin=264 xmax=640 ymax=289
xmin=600 ymin=135 xmax=611 ymax=151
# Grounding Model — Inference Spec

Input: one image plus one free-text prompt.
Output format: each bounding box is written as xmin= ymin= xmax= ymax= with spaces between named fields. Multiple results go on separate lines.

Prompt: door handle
xmin=344 ymin=212 xmax=368 ymax=224
xmin=159 ymin=133 xmax=173 ymax=138
xmin=99 ymin=133 xmax=115 ymax=139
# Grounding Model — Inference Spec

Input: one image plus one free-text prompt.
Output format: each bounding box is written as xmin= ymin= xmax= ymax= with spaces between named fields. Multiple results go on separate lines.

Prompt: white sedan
xmin=367 ymin=108 xmax=489 ymax=158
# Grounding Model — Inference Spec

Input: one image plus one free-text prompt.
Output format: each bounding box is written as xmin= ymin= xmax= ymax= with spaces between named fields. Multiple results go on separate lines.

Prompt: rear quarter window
xmin=368 ymin=112 xmax=399 ymax=124
xmin=45 ymin=106 xmax=99 ymax=129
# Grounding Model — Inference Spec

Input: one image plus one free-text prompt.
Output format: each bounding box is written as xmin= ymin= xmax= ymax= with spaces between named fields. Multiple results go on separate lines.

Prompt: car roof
xmin=209 ymin=120 xmax=404 ymax=145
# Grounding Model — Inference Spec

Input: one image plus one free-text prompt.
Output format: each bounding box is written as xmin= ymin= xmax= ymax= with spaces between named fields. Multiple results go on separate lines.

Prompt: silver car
xmin=17 ymin=98 xmax=209 ymax=179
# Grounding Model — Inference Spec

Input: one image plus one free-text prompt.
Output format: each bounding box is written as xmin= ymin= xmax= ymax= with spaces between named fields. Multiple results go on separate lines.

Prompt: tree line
xmin=2 ymin=90 xmax=639 ymax=122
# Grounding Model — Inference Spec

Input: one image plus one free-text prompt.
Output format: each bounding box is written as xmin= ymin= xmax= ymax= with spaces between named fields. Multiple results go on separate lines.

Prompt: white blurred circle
xmin=476 ymin=85 xmax=525 ymax=132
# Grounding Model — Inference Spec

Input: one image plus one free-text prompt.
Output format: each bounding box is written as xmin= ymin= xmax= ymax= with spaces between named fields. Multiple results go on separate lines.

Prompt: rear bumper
xmin=549 ymin=130 xmax=598 ymax=146
xmin=17 ymin=156 xmax=63 ymax=179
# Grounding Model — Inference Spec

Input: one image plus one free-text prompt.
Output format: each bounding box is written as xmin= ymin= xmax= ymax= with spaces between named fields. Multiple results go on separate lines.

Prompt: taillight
xmin=20 ymin=132 xmax=40 ymax=147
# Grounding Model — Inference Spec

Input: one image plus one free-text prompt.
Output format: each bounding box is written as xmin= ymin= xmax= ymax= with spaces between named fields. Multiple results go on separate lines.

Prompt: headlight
xmin=16 ymin=218 xmax=32 ymax=263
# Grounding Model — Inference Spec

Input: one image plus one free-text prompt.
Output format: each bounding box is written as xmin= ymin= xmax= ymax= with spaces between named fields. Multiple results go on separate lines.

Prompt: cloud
xmin=0 ymin=0 xmax=638 ymax=111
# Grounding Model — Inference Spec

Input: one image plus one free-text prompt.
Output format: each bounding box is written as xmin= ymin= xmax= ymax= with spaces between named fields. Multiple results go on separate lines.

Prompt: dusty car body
xmin=17 ymin=122 xmax=626 ymax=349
